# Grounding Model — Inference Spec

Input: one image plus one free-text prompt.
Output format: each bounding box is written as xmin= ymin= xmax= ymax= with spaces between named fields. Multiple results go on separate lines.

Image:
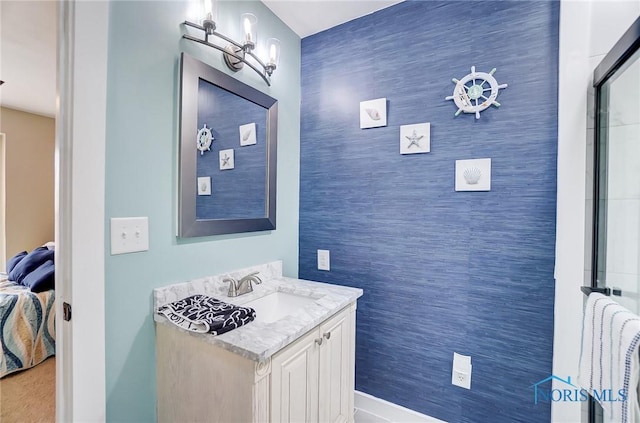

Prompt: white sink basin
xmin=243 ymin=292 xmax=316 ymax=324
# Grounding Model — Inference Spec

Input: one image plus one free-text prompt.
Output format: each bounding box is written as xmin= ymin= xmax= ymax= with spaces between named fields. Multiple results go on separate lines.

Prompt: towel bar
xmin=580 ymin=286 xmax=622 ymax=296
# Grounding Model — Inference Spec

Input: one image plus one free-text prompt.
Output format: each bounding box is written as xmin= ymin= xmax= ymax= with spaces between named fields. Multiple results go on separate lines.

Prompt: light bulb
xmin=269 ymin=44 xmax=277 ymax=63
xmin=201 ymin=0 xmax=217 ymax=33
xmin=244 ymin=17 xmax=252 ymax=42
xmin=204 ymin=0 xmax=213 ymax=20
xmin=240 ymin=13 xmax=256 ymax=48
xmin=265 ymin=38 xmax=280 ymax=68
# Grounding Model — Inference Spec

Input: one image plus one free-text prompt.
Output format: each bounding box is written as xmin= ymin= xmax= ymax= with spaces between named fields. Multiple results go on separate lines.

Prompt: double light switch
xmin=110 ymin=217 xmax=149 ymax=255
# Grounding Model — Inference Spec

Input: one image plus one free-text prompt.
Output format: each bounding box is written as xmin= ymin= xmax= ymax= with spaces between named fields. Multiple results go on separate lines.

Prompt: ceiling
xmin=0 ymin=0 xmax=400 ymax=118
xmin=0 ymin=1 xmax=57 ymax=118
xmin=262 ymin=0 xmax=403 ymax=38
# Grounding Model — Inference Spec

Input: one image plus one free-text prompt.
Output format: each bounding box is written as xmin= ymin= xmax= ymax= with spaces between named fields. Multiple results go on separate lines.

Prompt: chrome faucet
xmin=224 ymin=271 xmax=262 ymax=297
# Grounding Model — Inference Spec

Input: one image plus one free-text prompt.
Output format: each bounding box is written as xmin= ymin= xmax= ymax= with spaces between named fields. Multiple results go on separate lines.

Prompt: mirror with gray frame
xmin=178 ymin=53 xmax=277 ymax=237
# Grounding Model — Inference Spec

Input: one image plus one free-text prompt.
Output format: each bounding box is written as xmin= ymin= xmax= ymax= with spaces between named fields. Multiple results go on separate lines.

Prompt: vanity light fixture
xmin=182 ymin=0 xmax=281 ymax=86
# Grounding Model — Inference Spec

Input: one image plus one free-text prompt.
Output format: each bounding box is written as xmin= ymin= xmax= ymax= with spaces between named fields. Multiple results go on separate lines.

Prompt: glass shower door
xmin=593 ymin=48 xmax=640 ymax=313
xmin=590 ymin=16 xmax=640 ymax=423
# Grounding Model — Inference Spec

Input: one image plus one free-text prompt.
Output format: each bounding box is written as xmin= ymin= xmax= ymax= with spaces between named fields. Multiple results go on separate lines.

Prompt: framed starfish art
xmin=219 ymin=149 xmax=235 ymax=170
xmin=400 ymin=123 xmax=430 ymax=155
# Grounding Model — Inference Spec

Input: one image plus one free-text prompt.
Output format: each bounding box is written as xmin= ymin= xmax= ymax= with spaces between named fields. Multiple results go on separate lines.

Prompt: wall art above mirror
xmin=178 ymin=53 xmax=277 ymax=237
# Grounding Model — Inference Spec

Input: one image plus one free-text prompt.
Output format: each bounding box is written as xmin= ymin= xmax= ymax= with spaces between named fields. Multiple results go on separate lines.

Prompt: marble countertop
xmin=153 ymin=262 xmax=362 ymax=362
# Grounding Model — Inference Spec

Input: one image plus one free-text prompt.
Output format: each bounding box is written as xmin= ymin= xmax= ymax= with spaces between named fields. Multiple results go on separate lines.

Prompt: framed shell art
xmin=197 ymin=176 xmax=211 ymax=195
xmin=239 ymin=122 xmax=257 ymax=146
xmin=359 ymin=98 xmax=387 ymax=129
xmin=455 ymin=158 xmax=491 ymax=191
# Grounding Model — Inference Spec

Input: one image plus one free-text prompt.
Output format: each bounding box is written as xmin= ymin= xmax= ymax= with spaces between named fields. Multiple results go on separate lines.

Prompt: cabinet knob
xmin=323 ymin=332 xmax=331 ymax=340
xmin=315 ymin=337 xmax=323 ymax=346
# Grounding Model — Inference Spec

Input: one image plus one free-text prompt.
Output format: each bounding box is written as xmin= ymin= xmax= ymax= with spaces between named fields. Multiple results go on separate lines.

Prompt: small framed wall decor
xmin=219 ymin=149 xmax=235 ymax=170
xmin=360 ymin=98 xmax=387 ymax=129
xmin=455 ymin=158 xmax=491 ymax=191
xmin=400 ymin=123 xmax=430 ymax=154
xmin=197 ymin=176 xmax=212 ymax=195
xmin=239 ymin=122 xmax=257 ymax=146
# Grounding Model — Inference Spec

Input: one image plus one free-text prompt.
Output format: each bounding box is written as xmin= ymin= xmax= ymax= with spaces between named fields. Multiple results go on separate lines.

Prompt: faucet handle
xmin=224 ymin=276 xmax=238 ymax=297
xmin=240 ymin=271 xmax=262 ymax=284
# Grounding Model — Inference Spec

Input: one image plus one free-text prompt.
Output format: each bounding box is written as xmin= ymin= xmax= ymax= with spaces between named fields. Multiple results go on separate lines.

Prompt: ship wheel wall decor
xmin=445 ymin=66 xmax=508 ymax=119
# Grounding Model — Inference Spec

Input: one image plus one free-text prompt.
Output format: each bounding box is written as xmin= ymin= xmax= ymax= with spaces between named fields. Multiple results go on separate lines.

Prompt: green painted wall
xmin=104 ymin=1 xmax=300 ymax=420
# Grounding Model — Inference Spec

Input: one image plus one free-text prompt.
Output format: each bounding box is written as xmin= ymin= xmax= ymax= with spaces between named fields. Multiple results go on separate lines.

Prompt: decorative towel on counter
xmin=578 ymin=293 xmax=640 ymax=423
xmin=158 ymin=295 xmax=256 ymax=336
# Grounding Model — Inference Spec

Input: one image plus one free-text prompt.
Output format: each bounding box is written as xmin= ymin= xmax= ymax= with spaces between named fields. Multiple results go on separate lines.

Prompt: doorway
xmin=1 ymin=0 xmax=108 ymax=420
xmin=0 ymin=133 xmax=5 ymax=271
xmin=0 ymin=0 xmax=58 ymax=419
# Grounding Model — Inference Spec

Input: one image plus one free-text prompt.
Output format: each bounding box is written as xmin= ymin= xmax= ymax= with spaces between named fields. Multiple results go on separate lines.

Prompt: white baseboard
xmin=354 ymin=391 xmax=448 ymax=423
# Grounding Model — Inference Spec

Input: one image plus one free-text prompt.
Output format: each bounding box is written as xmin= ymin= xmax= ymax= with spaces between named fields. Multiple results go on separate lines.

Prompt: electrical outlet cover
xmin=452 ymin=368 xmax=471 ymax=389
xmin=452 ymin=352 xmax=472 ymax=389
xmin=317 ymin=249 xmax=330 ymax=271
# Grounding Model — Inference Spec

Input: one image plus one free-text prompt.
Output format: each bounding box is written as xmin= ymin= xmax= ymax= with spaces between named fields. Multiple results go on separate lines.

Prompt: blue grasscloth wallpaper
xmin=196 ymin=80 xmax=267 ymax=219
xmin=299 ymin=1 xmax=559 ymax=422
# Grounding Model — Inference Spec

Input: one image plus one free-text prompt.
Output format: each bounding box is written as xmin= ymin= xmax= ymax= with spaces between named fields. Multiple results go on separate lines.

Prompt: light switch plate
xmin=110 ymin=217 xmax=149 ymax=255
xmin=317 ymin=249 xmax=330 ymax=271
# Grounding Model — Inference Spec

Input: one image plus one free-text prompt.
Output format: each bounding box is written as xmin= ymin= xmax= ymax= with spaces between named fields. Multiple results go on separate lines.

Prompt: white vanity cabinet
xmin=156 ymin=302 xmax=356 ymax=423
xmin=271 ymin=305 xmax=354 ymax=423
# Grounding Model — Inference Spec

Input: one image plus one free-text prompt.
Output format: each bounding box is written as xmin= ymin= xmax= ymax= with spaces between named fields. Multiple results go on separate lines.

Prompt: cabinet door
xmin=271 ymin=329 xmax=320 ymax=423
xmin=318 ymin=307 xmax=354 ymax=423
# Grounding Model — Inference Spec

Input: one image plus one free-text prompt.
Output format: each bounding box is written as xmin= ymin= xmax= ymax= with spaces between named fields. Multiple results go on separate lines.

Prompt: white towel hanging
xmin=578 ymin=293 xmax=640 ymax=422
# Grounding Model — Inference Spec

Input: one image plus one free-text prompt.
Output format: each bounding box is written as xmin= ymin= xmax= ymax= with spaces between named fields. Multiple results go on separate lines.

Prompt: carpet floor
xmin=0 ymin=357 xmax=55 ymax=423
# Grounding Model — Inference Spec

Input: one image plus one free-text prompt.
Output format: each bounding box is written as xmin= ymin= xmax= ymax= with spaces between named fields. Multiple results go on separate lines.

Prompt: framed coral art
xmin=360 ymin=98 xmax=387 ymax=129
xmin=455 ymin=158 xmax=491 ymax=191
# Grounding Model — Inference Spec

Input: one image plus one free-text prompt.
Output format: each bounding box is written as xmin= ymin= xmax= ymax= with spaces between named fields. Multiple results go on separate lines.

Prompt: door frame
xmin=590 ymin=19 xmax=640 ymax=287
xmin=0 ymin=133 xmax=5 ymax=271
xmin=587 ymin=15 xmax=640 ymax=423
xmin=55 ymin=0 xmax=108 ymax=420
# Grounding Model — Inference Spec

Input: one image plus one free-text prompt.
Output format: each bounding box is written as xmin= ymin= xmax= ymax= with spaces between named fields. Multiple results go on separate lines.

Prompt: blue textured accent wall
xmin=299 ymin=1 xmax=559 ymax=422
xmin=196 ymin=80 xmax=267 ymax=219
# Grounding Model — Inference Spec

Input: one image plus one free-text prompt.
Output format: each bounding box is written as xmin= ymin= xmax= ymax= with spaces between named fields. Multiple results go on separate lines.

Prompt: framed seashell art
xmin=197 ymin=176 xmax=212 ymax=196
xmin=455 ymin=158 xmax=491 ymax=191
xmin=359 ymin=98 xmax=387 ymax=129
xmin=239 ymin=122 xmax=257 ymax=146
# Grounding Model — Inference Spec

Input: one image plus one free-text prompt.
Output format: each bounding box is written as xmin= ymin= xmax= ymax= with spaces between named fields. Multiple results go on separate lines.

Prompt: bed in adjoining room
xmin=0 ymin=245 xmax=56 ymax=378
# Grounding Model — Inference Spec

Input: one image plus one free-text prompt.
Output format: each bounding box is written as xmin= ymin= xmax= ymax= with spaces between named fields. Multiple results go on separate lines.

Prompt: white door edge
xmin=55 ymin=1 xmax=74 ymax=419
xmin=55 ymin=0 xmax=108 ymax=421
